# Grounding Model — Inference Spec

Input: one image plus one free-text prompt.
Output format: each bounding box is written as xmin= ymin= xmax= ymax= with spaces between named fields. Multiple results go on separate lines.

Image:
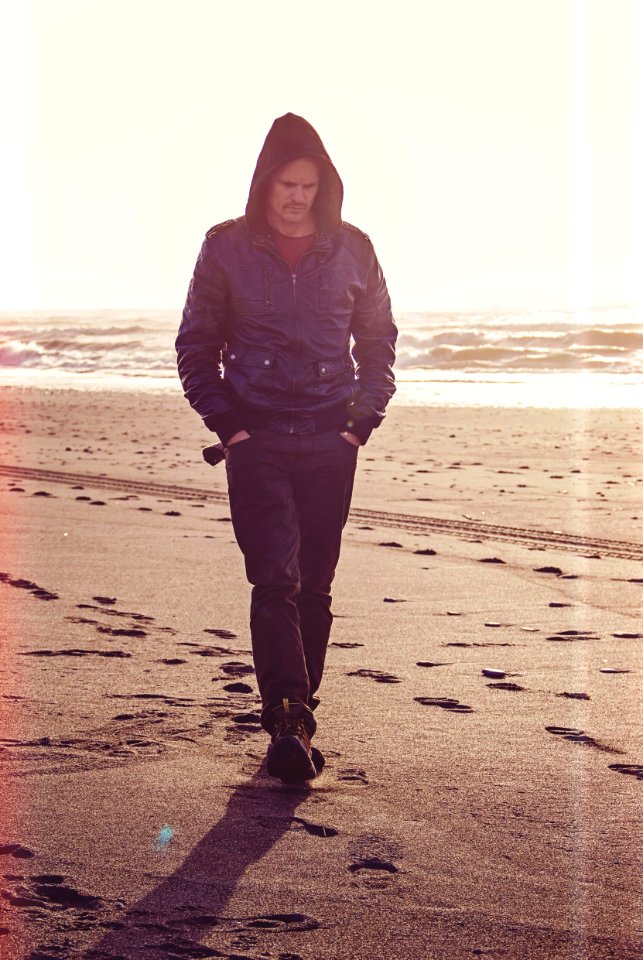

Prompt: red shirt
xmin=272 ymin=230 xmax=315 ymax=271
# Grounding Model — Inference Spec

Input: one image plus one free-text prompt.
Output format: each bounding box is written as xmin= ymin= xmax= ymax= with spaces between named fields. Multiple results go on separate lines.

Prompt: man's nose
xmin=293 ymin=186 xmax=306 ymax=203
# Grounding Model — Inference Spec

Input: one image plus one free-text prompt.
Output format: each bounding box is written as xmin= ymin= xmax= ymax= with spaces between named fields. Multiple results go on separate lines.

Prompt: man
xmin=176 ymin=113 xmax=396 ymax=783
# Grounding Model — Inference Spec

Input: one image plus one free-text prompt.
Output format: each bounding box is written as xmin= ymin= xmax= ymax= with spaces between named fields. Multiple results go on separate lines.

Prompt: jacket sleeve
xmin=347 ymin=245 xmax=397 ymax=444
xmin=175 ymin=235 xmax=247 ymax=445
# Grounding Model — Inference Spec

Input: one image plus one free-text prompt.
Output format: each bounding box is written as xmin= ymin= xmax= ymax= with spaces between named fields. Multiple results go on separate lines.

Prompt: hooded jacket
xmin=176 ymin=113 xmax=396 ymax=445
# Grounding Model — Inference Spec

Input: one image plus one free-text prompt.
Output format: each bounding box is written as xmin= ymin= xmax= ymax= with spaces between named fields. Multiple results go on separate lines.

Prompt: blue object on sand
xmin=154 ymin=825 xmax=174 ymax=851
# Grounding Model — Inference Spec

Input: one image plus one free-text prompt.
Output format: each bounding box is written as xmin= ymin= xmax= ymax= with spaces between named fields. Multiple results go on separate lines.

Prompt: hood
xmin=245 ymin=113 xmax=343 ymax=234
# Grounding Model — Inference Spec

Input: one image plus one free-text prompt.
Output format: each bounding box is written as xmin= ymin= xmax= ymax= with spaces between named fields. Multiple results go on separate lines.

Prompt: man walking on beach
xmin=176 ymin=113 xmax=397 ymax=783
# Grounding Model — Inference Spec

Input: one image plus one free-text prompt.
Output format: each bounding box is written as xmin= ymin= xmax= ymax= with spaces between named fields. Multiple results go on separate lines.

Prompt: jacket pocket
xmin=226 ymin=347 xmax=276 ymax=370
xmin=313 ymin=357 xmax=356 ymax=400
xmin=229 ymin=267 xmax=273 ymax=316
xmin=224 ymin=347 xmax=277 ymax=404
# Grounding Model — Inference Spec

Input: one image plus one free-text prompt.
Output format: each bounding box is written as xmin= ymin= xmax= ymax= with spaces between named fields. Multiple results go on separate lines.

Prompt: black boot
xmin=266 ymin=698 xmax=317 ymax=783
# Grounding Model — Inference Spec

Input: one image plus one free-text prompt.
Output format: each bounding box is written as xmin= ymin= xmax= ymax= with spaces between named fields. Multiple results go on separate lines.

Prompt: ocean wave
xmin=1 ymin=307 xmax=641 ymax=377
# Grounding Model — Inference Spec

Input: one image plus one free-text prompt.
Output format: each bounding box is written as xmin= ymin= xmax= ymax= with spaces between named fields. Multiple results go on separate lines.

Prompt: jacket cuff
xmin=346 ymin=415 xmax=380 ymax=445
xmin=204 ymin=410 xmax=248 ymax=446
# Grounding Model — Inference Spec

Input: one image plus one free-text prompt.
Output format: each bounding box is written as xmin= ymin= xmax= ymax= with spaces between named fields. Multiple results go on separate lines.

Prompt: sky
xmin=1 ymin=0 xmax=642 ymax=313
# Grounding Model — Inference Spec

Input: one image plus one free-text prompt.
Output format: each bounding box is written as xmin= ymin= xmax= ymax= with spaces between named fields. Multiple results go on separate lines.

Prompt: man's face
xmin=265 ymin=157 xmax=320 ymax=236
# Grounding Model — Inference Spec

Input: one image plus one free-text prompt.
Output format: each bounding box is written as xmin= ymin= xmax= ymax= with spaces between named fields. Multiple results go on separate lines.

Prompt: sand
xmin=0 ymin=385 xmax=641 ymax=960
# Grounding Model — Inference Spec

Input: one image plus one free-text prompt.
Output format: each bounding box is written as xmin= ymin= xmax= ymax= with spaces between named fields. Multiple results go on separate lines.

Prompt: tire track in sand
xmin=1 ymin=462 xmax=642 ymax=561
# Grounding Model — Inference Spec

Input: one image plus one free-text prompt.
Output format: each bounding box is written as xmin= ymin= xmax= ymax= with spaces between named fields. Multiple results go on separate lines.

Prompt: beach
xmin=0 ymin=386 xmax=641 ymax=959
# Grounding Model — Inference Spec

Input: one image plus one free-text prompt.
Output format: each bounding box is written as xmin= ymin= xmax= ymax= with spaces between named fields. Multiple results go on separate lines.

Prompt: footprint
xmin=221 ymin=662 xmax=255 ymax=677
xmin=608 ymin=763 xmax=643 ymax=781
xmin=232 ymin=712 xmax=262 ymax=724
xmin=0 ymin=574 xmax=58 ymax=602
xmin=349 ymin=857 xmax=398 ymax=873
xmin=19 ymin=649 xmax=132 ymax=659
xmin=32 ymin=880 xmax=102 ymax=909
xmin=337 ymin=768 xmax=368 ymax=784
xmin=547 ymin=634 xmax=592 ymax=642
xmin=0 ymin=844 xmax=35 ymax=859
xmin=347 ymin=835 xmax=402 ymax=887
xmin=487 ymin=682 xmax=524 ymax=691
xmin=414 ymin=696 xmax=473 ymax=713
xmin=292 ymin=817 xmax=338 ymax=838
xmin=330 ymin=642 xmax=364 ymax=648
xmin=242 ymin=913 xmax=320 ymax=932
xmin=222 ymin=682 xmax=254 ymax=693
xmin=545 ymin=726 xmax=621 ymax=753
xmin=556 ymin=692 xmax=591 ymax=701
xmin=347 ymin=668 xmax=401 ymax=684
xmin=416 ymin=661 xmax=448 ymax=668
xmin=78 ymin=604 xmax=154 ymax=622
xmin=96 ymin=626 xmax=147 ymax=638
xmin=204 ymin=628 xmax=238 ymax=639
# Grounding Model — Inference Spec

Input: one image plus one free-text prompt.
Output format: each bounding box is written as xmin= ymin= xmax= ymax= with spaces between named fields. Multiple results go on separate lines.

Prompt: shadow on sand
xmin=84 ymin=771 xmax=314 ymax=959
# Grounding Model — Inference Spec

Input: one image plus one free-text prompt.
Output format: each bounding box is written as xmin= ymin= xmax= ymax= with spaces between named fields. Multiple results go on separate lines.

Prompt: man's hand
xmin=340 ymin=431 xmax=361 ymax=447
xmin=226 ymin=430 xmax=252 ymax=447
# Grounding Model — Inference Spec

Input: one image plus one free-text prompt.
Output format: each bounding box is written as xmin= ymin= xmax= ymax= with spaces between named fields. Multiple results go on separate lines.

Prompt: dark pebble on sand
xmin=612 ymin=632 xmax=642 ymax=639
xmin=557 ymin=692 xmax=590 ymax=700
xmin=414 ymin=548 xmax=437 ymax=556
xmin=379 ymin=541 xmax=403 ymax=548
xmin=479 ymin=557 xmax=505 ymax=564
xmin=534 ymin=566 xmax=562 ymax=575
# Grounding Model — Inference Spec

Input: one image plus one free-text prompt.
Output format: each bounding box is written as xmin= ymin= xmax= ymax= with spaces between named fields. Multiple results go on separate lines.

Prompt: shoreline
xmin=1 ymin=370 xmax=642 ymax=410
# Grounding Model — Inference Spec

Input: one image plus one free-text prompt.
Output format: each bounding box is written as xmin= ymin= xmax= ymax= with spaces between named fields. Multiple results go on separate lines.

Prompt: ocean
xmin=0 ymin=306 xmax=641 ymax=408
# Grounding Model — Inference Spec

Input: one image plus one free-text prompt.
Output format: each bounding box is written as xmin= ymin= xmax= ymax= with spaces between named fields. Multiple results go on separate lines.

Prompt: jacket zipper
xmin=290 ymin=272 xmax=298 ymax=433
xmin=252 ymin=236 xmax=329 ymax=435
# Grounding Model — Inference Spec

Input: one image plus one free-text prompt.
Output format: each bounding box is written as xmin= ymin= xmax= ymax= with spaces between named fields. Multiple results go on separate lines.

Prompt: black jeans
xmin=225 ymin=428 xmax=358 ymax=737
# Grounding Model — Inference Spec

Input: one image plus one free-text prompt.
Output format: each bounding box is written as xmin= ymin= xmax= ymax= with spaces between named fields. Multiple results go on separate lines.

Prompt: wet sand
xmin=0 ymin=386 xmax=641 ymax=959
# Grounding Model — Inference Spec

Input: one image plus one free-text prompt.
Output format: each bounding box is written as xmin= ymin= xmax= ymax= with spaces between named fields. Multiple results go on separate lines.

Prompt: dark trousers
xmin=225 ymin=428 xmax=358 ymax=736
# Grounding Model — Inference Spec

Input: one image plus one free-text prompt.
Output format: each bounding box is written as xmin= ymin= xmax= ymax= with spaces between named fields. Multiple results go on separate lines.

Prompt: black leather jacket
xmin=176 ymin=217 xmax=396 ymax=445
xmin=176 ymin=114 xmax=397 ymax=445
